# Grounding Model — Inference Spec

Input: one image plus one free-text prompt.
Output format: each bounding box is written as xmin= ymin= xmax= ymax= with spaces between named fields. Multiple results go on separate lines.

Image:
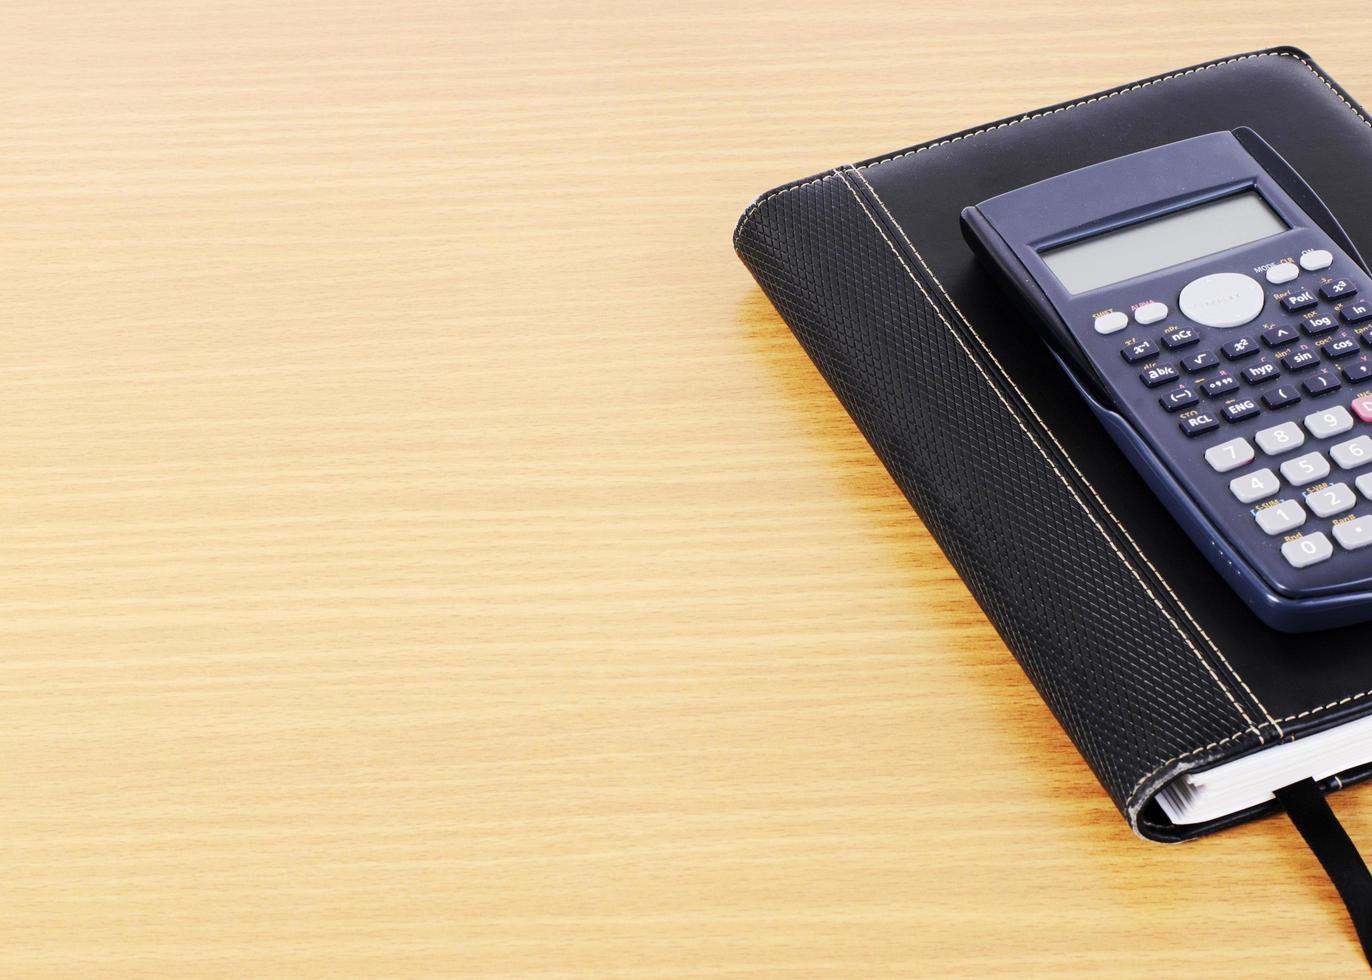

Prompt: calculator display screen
xmin=1040 ymin=191 xmax=1287 ymax=295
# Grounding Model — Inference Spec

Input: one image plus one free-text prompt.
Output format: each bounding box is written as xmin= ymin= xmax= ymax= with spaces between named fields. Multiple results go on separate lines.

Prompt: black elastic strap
xmin=1277 ymin=777 xmax=1372 ymax=966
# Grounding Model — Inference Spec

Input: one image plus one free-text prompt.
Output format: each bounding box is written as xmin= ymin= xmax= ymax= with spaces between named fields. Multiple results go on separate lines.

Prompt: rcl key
xmin=1180 ymin=412 xmax=1220 ymax=437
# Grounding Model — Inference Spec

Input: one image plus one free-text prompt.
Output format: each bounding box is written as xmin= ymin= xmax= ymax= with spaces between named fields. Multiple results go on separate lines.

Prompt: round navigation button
xmin=1178 ymin=272 xmax=1265 ymax=328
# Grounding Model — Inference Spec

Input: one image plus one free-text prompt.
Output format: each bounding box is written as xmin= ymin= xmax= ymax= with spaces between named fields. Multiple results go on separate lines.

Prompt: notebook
xmin=733 ymin=47 xmax=1372 ymax=844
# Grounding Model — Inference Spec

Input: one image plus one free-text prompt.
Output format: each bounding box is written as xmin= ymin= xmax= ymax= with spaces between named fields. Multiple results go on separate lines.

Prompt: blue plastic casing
xmin=961 ymin=129 xmax=1372 ymax=633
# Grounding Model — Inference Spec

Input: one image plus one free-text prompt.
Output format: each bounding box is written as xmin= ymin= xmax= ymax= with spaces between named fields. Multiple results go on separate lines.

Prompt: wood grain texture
xmin=0 ymin=2 xmax=1369 ymax=975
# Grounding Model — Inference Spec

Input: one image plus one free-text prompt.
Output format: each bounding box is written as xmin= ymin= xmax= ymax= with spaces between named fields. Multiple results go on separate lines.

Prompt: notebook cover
xmin=734 ymin=47 xmax=1372 ymax=842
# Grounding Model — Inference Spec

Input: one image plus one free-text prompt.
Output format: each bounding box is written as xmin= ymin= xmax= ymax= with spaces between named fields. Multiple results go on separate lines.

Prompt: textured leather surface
xmin=734 ymin=48 xmax=1372 ymax=842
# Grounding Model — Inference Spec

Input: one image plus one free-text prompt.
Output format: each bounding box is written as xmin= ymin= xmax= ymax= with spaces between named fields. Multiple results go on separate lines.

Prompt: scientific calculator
xmin=961 ymin=129 xmax=1372 ymax=632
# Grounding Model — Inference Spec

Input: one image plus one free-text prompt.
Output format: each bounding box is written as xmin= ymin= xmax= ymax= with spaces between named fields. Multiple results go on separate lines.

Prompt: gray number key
xmin=1255 ymin=421 xmax=1305 ymax=457
xmin=1331 ymin=435 xmax=1372 ymax=471
xmin=1231 ymin=468 xmax=1280 ymax=504
xmin=1281 ymin=451 xmax=1331 ymax=487
xmin=1256 ymin=499 xmax=1307 ymax=536
xmin=1282 ymin=532 xmax=1334 ymax=568
xmin=1333 ymin=515 xmax=1372 ymax=551
xmin=1305 ymin=405 xmax=1355 ymax=439
xmin=1307 ymin=483 xmax=1357 ymax=518
xmin=1204 ymin=437 xmax=1255 ymax=473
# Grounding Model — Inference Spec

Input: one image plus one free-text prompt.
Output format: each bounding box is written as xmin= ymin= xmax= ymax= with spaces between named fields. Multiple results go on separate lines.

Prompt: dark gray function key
xmin=1180 ymin=412 xmax=1220 ymax=437
xmin=1242 ymin=361 xmax=1280 ymax=384
xmin=1303 ymin=371 xmax=1342 ymax=397
xmin=1341 ymin=300 xmax=1372 ymax=324
xmin=1182 ymin=350 xmax=1218 ymax=373
xmin=1221 ymin=336 xmax=1260 ymax=360
xmin=1343 ymin=360 xmax=1372 ymax=382
xmin=1263 ymin=384 xmax=1302 ymax=409
xmin=1203 ymin=374 xmax=1240 ymax=398
xmin=1321 ymin=278 xmax=1358 ymax=300
xmin=1122 ymin=338 xmax=1158 ymax=363
xmin=1262 ymin=323 xmax=1301 ymax=347
xmin=1304 ymin=313 xmax=1338 ymax=336
xmin=1325 ymin=332 xmax=1361 ymax=359
xmin=1159 ymin=387 xmax=1199 ymax=412
xmin=1280 ymin=347 xmax=1321 ymax=372
xmin=1140 ymin=364 xmax=1179 ymax=387
xmin=1162 ymin=327 xmax=1201 ymax=350
xmin=1282 ymin=289 xmax=1319 ymax=312
xmin=1222 ymin=398 xmax=1261 ymax=423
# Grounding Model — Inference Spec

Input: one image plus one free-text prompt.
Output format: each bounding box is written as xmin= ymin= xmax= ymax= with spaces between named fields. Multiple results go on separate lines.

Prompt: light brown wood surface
xmin=2 ymin=2 xmax=1370 ymax=976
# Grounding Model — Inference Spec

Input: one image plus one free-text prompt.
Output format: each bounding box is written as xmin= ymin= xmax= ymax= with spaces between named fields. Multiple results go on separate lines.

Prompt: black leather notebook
xmin=733 ymin=48 xmax=1372 ymax=845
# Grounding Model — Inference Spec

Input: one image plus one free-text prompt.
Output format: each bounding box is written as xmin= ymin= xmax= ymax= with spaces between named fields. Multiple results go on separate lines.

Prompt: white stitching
xmin=1129 ymin=684 xmax=1372 ymax=810
xmin=847 ymin=165 xmax=1281 ymax=735
xmin=1124 ymin=730 xmax=1257 ymax=805
xmin=855 ymin=52 xmax=1305 ymax=171
xmin=735 ymin=174 xmax=840 ymax=242
xmin=832 ymin=169 xmax=1264 ymax=742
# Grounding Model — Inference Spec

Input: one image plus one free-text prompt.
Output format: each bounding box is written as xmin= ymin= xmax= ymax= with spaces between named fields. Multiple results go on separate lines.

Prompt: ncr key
xmin=1163 ymin=328 xmax=1201 ymax=350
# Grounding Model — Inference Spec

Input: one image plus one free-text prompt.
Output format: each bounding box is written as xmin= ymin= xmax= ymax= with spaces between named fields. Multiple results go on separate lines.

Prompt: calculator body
xmin=961 ymin=129 xmax=1372 ymax=633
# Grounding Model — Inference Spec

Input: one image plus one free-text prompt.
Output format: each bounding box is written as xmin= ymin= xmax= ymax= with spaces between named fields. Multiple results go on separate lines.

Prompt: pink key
xmin=1354 ymin=396 xmax=1372 ymax=424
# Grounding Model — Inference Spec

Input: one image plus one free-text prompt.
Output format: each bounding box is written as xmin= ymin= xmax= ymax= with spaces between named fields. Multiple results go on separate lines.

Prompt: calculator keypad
xmin=1094 ymin=247 xmax=1372 ymax=579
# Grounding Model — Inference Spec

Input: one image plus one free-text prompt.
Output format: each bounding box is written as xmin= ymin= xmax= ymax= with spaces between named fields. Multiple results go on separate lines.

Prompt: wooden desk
xmin=2 ymin=3 xmax=1368 ymax=975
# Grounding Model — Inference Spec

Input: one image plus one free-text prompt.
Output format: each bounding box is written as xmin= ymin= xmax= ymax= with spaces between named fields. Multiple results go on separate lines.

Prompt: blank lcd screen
xmin=1040 ymin=192 xmax=1287 ymax=295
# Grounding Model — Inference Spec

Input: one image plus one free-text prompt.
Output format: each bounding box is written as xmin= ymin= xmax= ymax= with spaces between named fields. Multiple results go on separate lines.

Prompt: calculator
xmin=961 ymin=129 xmax=1372 ymax=633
